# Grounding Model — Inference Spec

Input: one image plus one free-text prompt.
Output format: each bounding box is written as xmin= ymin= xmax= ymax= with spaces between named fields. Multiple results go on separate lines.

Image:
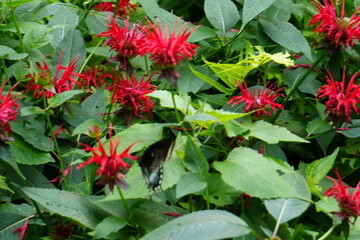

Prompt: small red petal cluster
xmin=93 ymin=0 xmax=137 ymax=16
xmin=0 ymin=81 xmax=21 ymax=140
xmin=310 ymin=0 xmax=360 ymax=48
xmin=13 ymin=218 xmax=29 ymax=240
xmin=324 ymin=170 xmax=360 ymax=221
xmin=228 ymin=82 xmax=284 ymax=119
xmin=107 ymin=74 xmax=155 ymax=125
xmin=49 ymin=222 xmax=77 ymax=240
xmin=25 ymin=52 xmax=84 ymax=99
xmin=77 ymin=124 xmax=138 ymax=191
xmin=78 ymin=64 xmax=114 ymax=90
xmin=317 ymin=69 xmax=360 ymax=124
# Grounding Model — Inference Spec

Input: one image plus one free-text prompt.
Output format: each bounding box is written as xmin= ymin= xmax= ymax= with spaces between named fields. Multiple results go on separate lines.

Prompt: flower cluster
xmin=106 ymin=74 xmax=155 ymax=126
xmin=324 ymin=170 xmax=360 ymax=222
xmin=93 ymin=0 xmax=137 ymax=16
xmin=77 ymin=124 xmax=138 ymax=191
xmin=25 ymin=52 xmax=84 ymax=99
xmin=0 ymin=81 xmax=21 ymax=141
xmin=310 ymin=0 xmax=360 ymax=49
xmin=228 ymin=82 xmax=284 ymax=119
xmin=98 ymin=18 xmax=198 ymax=86
xmin=317 ymin=69 xmax=360 ymax=124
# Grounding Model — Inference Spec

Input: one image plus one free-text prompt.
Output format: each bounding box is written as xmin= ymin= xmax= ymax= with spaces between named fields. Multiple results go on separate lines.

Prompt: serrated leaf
xmin=0 ymin=175 xmax=13 ymax=193
xmin=247 ymin=120 xmax=309 ymax=144
xmin=141 ymin=210 xmax=250 ymax=240
xmin=49 ymin=11 xmax=79 ymax=49
xmin=223 ymin=120 xmax=249 ymax=137
xmin=213 ymin=147 xmax=305 ymax=199
xmin=204 ymin=0 xmax=240 ymax=35
xmin=241 ymin=0 xmax=276 ymax=31
xmin=23 ymin=28 xmax=53 ymax=50
xmin=259 ymin=18 xmax=312 ymax=60
xmin=47 ymin=90 xmax=82 ymax=108
xmin=306 ymin=148 xmax=338 ymax=194
xmin=176 ymin=173 xmax=207 ymax=198
xmin=19 ymin=186 xmax=109 ymax=229
xmin=94 ymin=216 xmax=127 ymax=239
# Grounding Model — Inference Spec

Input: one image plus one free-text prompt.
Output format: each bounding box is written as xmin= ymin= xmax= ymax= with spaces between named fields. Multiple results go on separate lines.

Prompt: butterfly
xmin=139 ymin=138 xmax=174 ymax=191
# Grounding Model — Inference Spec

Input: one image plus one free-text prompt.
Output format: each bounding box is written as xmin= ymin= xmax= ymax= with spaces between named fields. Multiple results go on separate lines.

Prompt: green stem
xmin=270 ymin=51 xmax=326 ymax=123
xmin=42 ymin=93 xmax=68 ymax=189
xmin=10 ymin=9 xmax=26 ymax=54
xmin=317 ymin=224 xmax=336 ymax=240
xmin=169 ymin=86 xmax=210 ymax=210
xmin=1 ymin=58 xmax=9 ymax=80
xmin=117 ymin=187 xmax=130 ymax=217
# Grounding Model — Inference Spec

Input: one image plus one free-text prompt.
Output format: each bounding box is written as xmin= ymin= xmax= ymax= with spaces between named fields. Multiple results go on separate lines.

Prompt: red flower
xmin=77 ymin=124 xmax=138 ymax=191
xmin=324 ymin=170 xmax=360 ymax=222
xmin=13 ymin=218 xmax=29 ymax=240
xmin=25 ymin=52 xmax=84 ymax=99
xmin=106 ymin=74 xmax=155 ymax=126
xmin=78 ymin=64 xmax=114 ymax=90
xmin=137 ymin=19 xmax=198 ymax=86
xmin=49 ymin=221 xmax=77 ymax=240
xmin=310 ymin=0 xmax=360 ymax=49
xmin=93 ymin=0 xmax=136 ymax=16
xmin=228 ymin=82 xmax=284 ymax=119
xmin=0 ymin=81 xmax=21 ymax=141
xmin=317 ymin=69 xmax=360 ymax=124
xmin=97 ymin=17 xmax=144 ymax=72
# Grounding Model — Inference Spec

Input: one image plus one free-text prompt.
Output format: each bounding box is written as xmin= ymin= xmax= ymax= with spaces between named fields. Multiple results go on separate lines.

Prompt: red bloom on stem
xmin=228 ymin=82 xmax=284 ymax=119
xmin=317 ymin=69 xmax=360 ymax=124
xmin=310 ymin=0 xmax=360 ymax=49
xmin=137 ymin=19 xmax=198 ymax=86
xmin=77 ymin=124 xmax=138 ymax=191
xmin=25 ymin=52 xmax=84 ymax=99
xmin=78 ymin=64 xmax=115 ymax=90
xmin=13 ymin=218 xmax=29 ymax=240
xmin=93 ymin=0 xmax=137 ymax=16
xmin=97 ymin=17 xmax=144 ymax=73
xmin=0 ymin=81 xmax=21 ymax=141
xmin=107 ymin=74 xmax=155 ymax=126
xmin=324 ymin=170 xmax=360 ymax=222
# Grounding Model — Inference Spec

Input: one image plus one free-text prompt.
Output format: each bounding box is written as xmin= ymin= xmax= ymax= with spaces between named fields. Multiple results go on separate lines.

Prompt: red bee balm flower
xmin=317 ymin=69 xmax=360 ymax=124
xmin=25 ymin=52 xmax=84 ymax=99
xmin=310 ymin=0 xmax=360 ymax=49
xmin=107 ymin=74 xmax=155 ymax=126
xmin=93 ymin=0 xmax=137 ymax=16
xmin=77 ymin=125 xmax=138 ymax=191
xmin=138 ymin=19 xmax=198 ymax=86
xmin=0 ymin=81 xmax=21 ymax=141
xmin=324 ymin=170 xmax=360 ymax=222
xmin=228 ymin=82 xmax=284 ymax=119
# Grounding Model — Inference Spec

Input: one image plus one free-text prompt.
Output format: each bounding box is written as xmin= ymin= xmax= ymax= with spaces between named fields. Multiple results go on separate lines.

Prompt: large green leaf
xmin=214 ymin=147 xmax=305 ymax=199
xmin=93 ymin=216 xmax=127 ymax=239
xmin=49 ymin=11 xmax=79 ymax=49
xmin=259 ymin=18 xmax=312 ymax=60
xmin=176 ymin=173 xmax=207 ymax=199
xmin=80 ymin=88 xmax=106 ymax=122
xmin=141 ymin=210 xmax=249 ymax=240
xmin=19 ymin=186 xmax=110 ymax=229
xmin=23 ymin=28 xmax=53 ymax=51
xmin=241 ymin=0 xmax=276 ymax=31
xmin=47 ymin=90 xmax=82 ymax=108
xmin=264 ymin=172 xmax=311 ymax=224
xmin=177 ymin=64 xmax=206 ymax=95
xmin=246 ymin=120 xmax=309 ymax=144
xmin=204 ymin=0 xmax=240 ymax=35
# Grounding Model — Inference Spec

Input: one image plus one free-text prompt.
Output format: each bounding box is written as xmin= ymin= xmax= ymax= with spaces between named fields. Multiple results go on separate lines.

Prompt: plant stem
xmin=169 ymin=86 xmax=210 ymax=210
xmin=117 ymin=186 xmax=130 ymax=217
xmin=271 ymin=199 xmax=288 ymax=238
xmin=10 ymin=9 xmax=26 ymax=54
xmin=317 ymin=224 xmax=336 ymax=240
xmin=270 ymin=51 xmax=326 ymax=123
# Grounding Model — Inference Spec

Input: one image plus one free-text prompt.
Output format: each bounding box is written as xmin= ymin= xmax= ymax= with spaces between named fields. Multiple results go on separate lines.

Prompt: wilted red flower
xmin=93 ymin=0 xmax=136 ymax=16
xmin=324 ymin=170 xmax=360 ymax=222
xmin=137 ymin=19 xmax=198 ymax=86
xmin=46 ymin=166 xmax=71 ymax=185
xmin=228 ymin=82 xmax=284 ymax=119
xmin=0 ymin=81 xmax=21 ymax=141
xmin=13 ymin=218 xmax=29 ymax=240
xmin=25 ymin=52 xmax=84 ymax=99
xmin=77 ymin=124 xmax=138 ymax=191
xmin=310 ymin=0 xmax=360 ymax=49
xmin=317 ymin=69 xmax=360 ymax=124
xmin=107 ymin=74 xmax=155 ymax=126
xmin=49 ymin=221 xmax=77 ymax=240
xmin=97 ymin=17 xmax=144 ymax=73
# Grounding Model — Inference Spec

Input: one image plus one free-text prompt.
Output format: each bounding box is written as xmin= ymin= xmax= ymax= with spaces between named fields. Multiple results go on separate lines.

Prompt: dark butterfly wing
xmin=139 ymin=138 xmax=174 ymax=191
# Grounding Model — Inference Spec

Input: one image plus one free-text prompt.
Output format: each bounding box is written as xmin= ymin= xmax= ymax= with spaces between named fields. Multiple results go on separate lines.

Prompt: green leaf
xmin=72 ymin=119 xmax=103 ymax=136
xmin=213 ymin=147 xmax=305 ymax=199
xmin=177 ymin=64 xmax=206 ymax=95
xmin=93 ymin=216 xmax=127 ymax=239
xmin=0 ymin=21 xmax=48 ymax=34
xmin=5 ymin=0 xmax=33 ymax=7
xmin=176 ymin=173 xmax=207 ymax=198
xmin=259 ymin=18 xmax=312 ymax=60
xmin=0 ymin=45 xmax=17 ymax=57
xmin=23 ymin=28 xmax=53 ymax=50
xmin=140 ymin=210 xmax=250 ymax=240
xmin=0 ymin=175 xmax=13 ymax=193
xmin=206 ymin=109 xmax=252 ymax=122
xmin=19 ymin=186 xmax=110 ymax=229
xmin=0 ymin=143 xmax=25 ymax=180
xmin=8 ymin=134 xmax=55 ymax=165
xmin=20 ymin=106 xmax=44 ymax=116
xmin=49 ymin=11 xmax=79 ymax=49
xmin=223 ymin=120 xmax=249 ymax=137
xmin=246 ymin=120 xmax=309 ymax=144
xmin=80 ymin=88 xmax=106 ymax=122
xmin=264 ymin=172 xmax=311 ymax=224
xmin=241 ymin=0 xmax=276 ymax=31
xmin=47 ymin=90 xmax=83 ymax=108
xmin=340 ymin=120 xmax=360 ymax=138
xmin=306 ymin=117 xmax=332 ymax=135
xmin=207 ymin=173 xmax=239 ymax=206
xmin=204 ymin=0 xmax=240 ymax=35
xmin=306 ymin=148 xmax=338 ymax=194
